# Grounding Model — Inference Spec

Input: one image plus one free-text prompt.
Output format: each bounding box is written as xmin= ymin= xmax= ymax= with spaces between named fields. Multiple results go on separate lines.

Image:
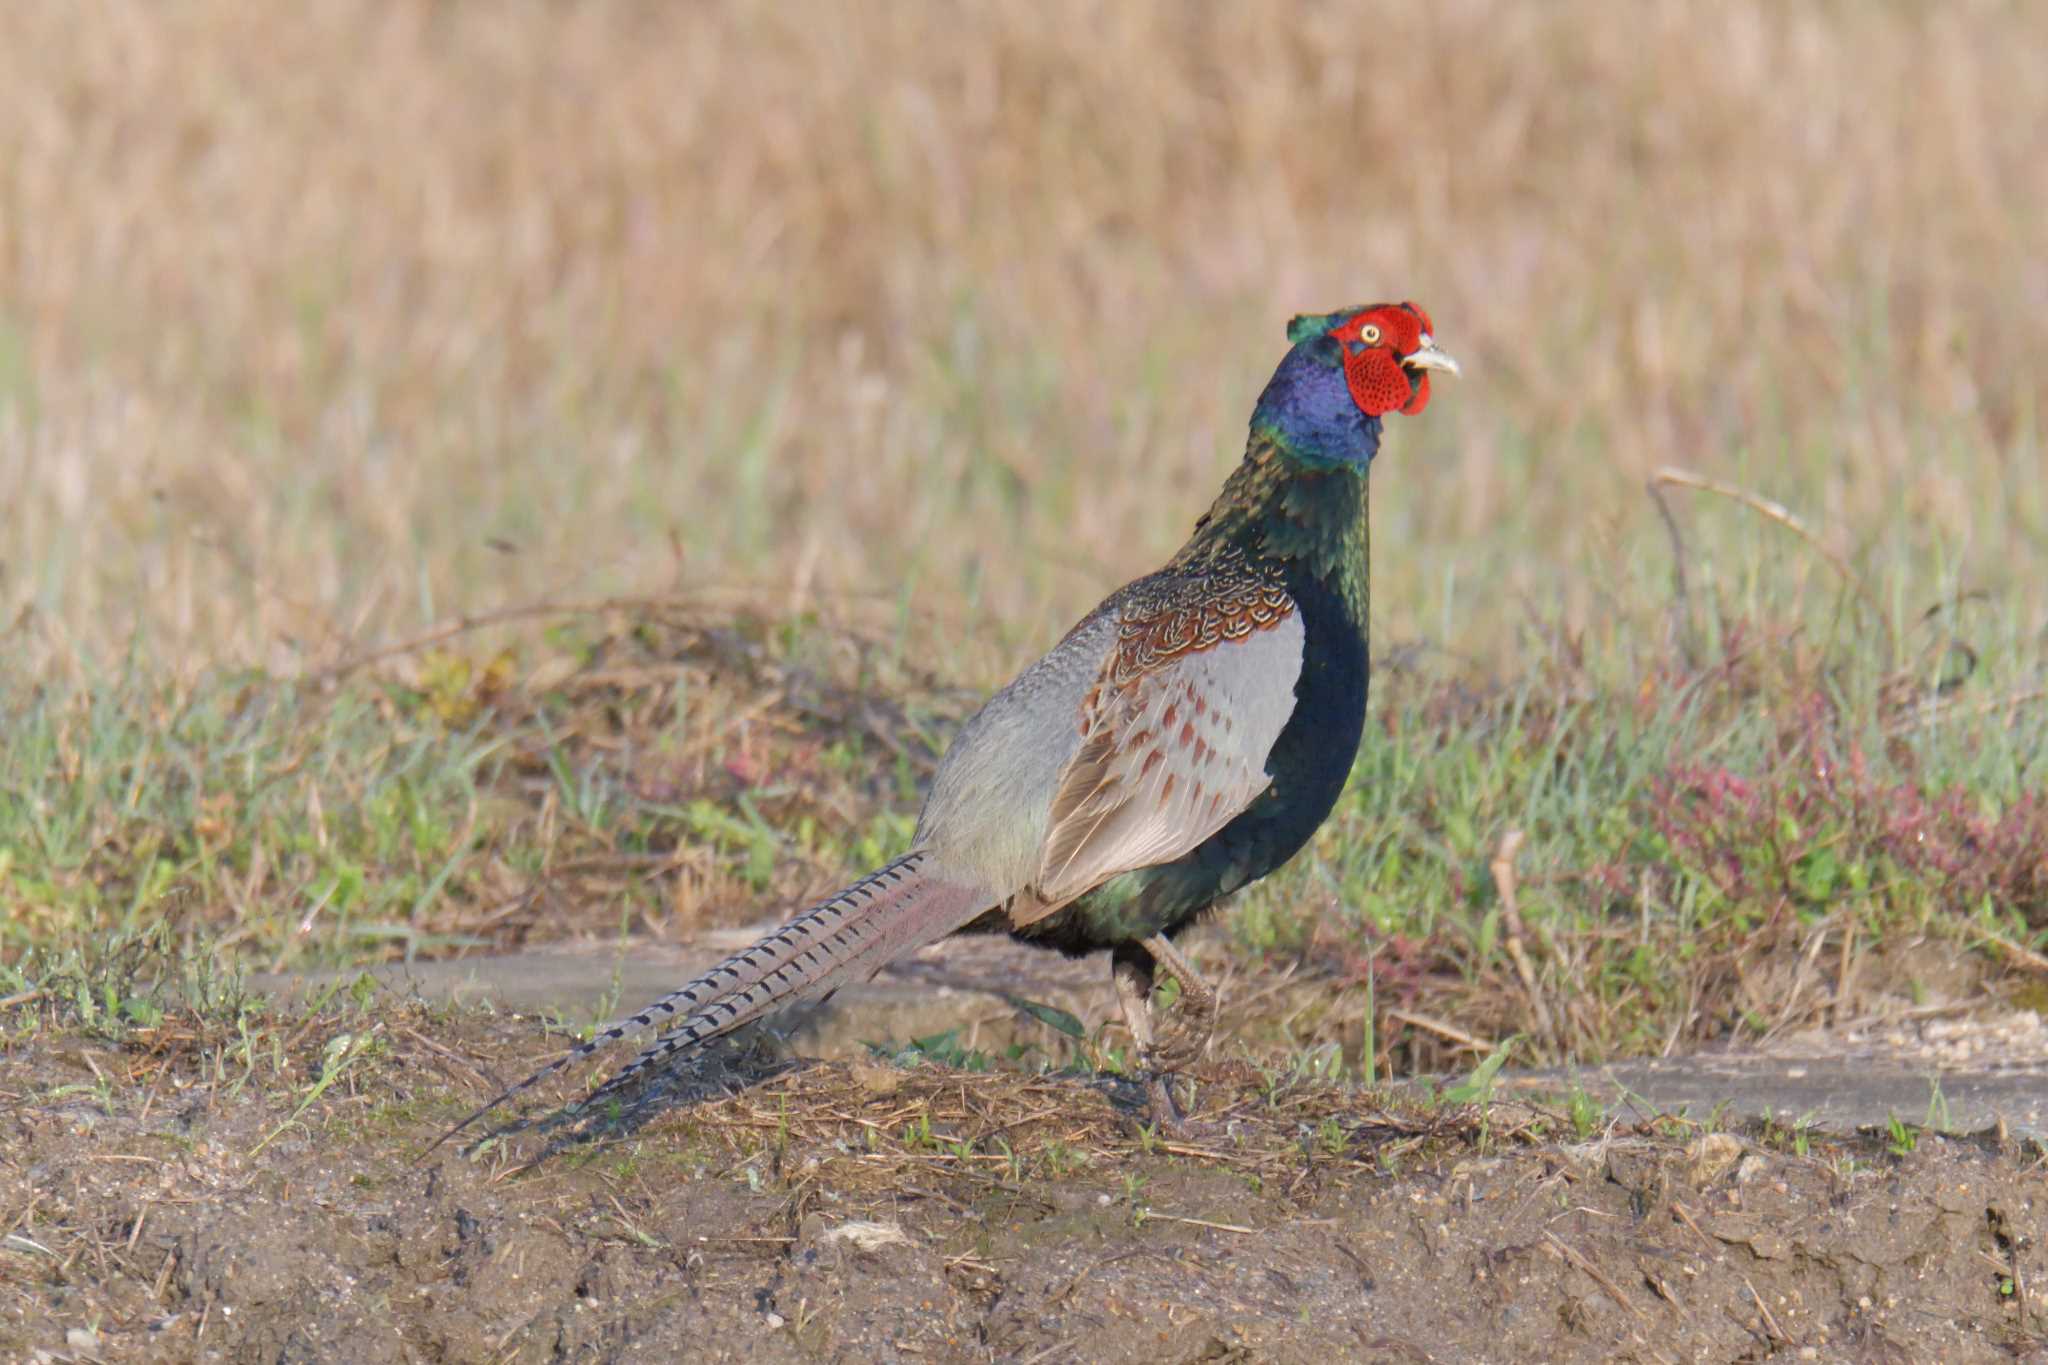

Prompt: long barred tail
xmin=423 ymin=850 xmax=992 ymax=1156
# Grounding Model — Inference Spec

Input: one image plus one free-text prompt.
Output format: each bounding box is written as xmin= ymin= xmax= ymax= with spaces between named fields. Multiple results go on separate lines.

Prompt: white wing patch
xmin=1021 ymin=612 xmax=1304 ymax=918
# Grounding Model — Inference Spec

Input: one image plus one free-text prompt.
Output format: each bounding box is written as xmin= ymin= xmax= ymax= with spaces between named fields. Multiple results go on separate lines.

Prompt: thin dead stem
xmin=1650 ymin=467 xmax=1895 ymax=665
xmin=1490 ymin=828 xmax=1555 ymax=1044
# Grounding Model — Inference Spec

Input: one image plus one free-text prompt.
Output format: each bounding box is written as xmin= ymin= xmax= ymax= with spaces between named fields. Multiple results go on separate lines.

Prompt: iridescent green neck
xmin=1174 ymin=432 xmax=1371 ymax=613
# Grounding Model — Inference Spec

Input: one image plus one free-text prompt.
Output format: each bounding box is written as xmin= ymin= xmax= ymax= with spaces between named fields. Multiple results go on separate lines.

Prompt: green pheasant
xmin=434 ymin=302 xmax=1455 ymax=1148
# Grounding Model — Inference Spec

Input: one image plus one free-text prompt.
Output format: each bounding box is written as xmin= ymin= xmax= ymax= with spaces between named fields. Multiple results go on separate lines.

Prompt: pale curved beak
xmin=1402 ymin=333 xmax=1461 ymax=377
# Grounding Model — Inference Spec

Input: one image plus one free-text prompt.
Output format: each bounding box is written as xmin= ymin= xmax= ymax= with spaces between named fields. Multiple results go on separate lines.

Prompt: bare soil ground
xmin=4 ymin=1004 xmax=2046 ymax=1364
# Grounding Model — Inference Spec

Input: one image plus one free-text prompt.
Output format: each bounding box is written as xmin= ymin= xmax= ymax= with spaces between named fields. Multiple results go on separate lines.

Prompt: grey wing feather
xmin=1028 ymin=613 xmax=1302 ymax=912
xmin=912 ymin=610 xmax=1120 ymax=894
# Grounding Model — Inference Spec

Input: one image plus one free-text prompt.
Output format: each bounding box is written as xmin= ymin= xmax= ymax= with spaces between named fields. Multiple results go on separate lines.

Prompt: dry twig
xmin=1544 ymin=1230 xmax=1646 ymax=1320
xmin=1650 ymin=467 xmax=1892 ymax=663
xmin=1490 ymin=828 xmax=1554 ymax=1042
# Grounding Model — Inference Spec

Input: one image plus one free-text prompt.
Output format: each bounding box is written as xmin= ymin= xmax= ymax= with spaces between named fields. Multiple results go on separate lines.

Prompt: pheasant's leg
xmin=1140 ymin=934 xmax=1220 ymax=1070
xmin=1110 ymin=943 xmax=1185 ymax=1131
xmin=1110 ymin=945 xmax=1157 ymax=1054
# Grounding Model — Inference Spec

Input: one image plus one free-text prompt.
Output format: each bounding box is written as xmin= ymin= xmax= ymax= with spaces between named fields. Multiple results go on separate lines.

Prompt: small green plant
xmin=1442 ymin=1035 xmax=1520 ymax=1107
xmin=1042 ymin=1140 xmax=1086 ymax=1177
xmin=1289 ymin=1042 xmax=1346 ymax=1086
xmin=249 ymin=1027 xmax=384 ymax=1156
xmin=1566 ymin=1085 xmax=1602 ymax=1141
xmin=1359 ymin=964 xmax=1378 ymax=1088
xmin=42 ymin=1075 xmax=119 ymax=1116
xmin=1923 ymin=1076 xmax=1952 ymax=1134
xmin=1759 ymin=1114 xmax=1815 ymax=1157
xmin=866 ymin=1029 xmax=995 ymax=1072
xmin=1316 ymin=1115 xmax=1351 ymax=1157
xmin=1885 ymin=1114 xmax=1917 ymax=1157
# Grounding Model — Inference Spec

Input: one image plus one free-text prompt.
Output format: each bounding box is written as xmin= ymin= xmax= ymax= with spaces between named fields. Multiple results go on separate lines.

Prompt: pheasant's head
xmin=1291 ymin=301 xmax=1458 ymax=417
xmin=1254 ymin=301 xmax=1456 ymax=467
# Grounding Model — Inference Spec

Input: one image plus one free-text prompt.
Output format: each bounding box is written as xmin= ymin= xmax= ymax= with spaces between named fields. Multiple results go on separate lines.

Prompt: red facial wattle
xmin=1333 ymin=302 xmax=1438 ymax=418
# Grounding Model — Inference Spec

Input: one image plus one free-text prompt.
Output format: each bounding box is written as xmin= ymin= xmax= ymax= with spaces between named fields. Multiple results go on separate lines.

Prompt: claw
xmin=1112 ymin=935 xmax=1223 ymax=1133
xmin=1144 ymin=1071 xmax=1189 ymax=1135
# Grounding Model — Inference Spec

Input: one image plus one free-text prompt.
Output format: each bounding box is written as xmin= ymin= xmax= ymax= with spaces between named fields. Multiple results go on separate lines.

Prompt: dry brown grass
xmin=3 ymin=1 xmax=2043 ymax=681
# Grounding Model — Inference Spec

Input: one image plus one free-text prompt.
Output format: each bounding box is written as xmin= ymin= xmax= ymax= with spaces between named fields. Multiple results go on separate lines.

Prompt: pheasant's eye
xmin=1359 ymin=324 xmax=1382 ymax=345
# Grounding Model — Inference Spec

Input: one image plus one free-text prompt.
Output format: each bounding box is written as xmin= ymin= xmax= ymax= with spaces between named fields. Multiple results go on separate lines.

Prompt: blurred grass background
xmin=3 ymin=1 xmax=2046 ymax=1067
xmin=4 ymin=0 xmax=2042 ymax=675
